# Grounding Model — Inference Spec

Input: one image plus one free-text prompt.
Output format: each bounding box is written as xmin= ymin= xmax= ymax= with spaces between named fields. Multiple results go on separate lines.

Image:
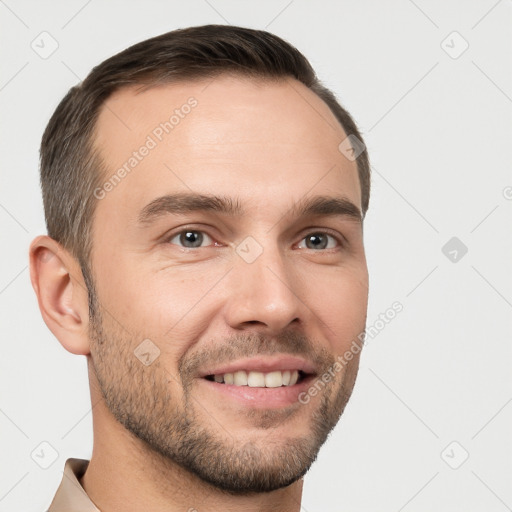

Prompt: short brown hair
xmin=40 ymin=24 xmax=370 ymax=277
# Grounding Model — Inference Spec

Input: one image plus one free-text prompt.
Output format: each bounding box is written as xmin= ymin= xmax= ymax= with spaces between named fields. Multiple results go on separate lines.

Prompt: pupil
xmin=182 ymin=231 xmax=202 ymax=248
xmin=307 ymin=233 xmax=326 ymax=250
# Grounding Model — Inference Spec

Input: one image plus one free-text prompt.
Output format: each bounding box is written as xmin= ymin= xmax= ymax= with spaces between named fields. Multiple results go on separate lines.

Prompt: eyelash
xmin=165 ymin=228 xmax=345 ymax=251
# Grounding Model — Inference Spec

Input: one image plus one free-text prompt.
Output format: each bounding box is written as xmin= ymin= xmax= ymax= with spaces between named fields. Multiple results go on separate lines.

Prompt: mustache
xmin=179 ymin=330 xmax=335 ymax=383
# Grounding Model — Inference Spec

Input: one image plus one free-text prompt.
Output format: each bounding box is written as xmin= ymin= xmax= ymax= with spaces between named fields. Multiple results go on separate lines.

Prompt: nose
xmin=223 ymin=241 xmax=305 ymax=335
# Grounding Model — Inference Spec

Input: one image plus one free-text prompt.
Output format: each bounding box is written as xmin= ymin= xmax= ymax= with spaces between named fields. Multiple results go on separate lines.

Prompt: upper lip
xmin=199 ymin=355 xmax=318 ymax=377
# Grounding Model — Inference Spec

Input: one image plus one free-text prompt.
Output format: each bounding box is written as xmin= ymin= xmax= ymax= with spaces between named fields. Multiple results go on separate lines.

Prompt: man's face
xmin=88 ymin=75 xmax=368 ymax=493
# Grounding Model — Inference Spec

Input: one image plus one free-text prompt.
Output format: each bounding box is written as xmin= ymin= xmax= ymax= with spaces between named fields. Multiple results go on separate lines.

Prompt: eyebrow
xmin=138 ymin=192 xmax=362 ymax=225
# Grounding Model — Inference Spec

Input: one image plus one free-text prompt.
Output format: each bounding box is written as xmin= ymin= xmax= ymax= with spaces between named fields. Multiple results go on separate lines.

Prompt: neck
xmin=80 ymin=375 xmax=304 ymax=512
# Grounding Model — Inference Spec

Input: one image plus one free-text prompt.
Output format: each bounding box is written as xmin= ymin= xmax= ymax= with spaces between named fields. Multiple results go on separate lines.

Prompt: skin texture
xmin=30 ymin=75 xmax=369 ymax=512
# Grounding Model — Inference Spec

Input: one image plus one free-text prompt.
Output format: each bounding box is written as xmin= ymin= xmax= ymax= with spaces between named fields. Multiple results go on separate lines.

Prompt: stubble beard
xmin=87 ymin=292 xmax=359 ymax=494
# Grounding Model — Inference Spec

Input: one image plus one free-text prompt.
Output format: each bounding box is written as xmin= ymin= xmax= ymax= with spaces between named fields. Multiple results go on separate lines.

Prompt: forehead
xmin=92 ymin=75 xmax=360 ymax=223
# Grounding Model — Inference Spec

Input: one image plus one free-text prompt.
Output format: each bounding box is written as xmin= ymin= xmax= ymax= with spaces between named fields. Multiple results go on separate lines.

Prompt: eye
xmin=297 ymin=232 xmax=341 ymax=250
xmin=167 ymin=230 xmax=215 ymax=249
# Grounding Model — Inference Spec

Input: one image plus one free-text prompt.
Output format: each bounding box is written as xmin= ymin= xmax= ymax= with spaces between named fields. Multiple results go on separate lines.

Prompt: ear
xmin=29 ymin=235 xmax=91 ymax=355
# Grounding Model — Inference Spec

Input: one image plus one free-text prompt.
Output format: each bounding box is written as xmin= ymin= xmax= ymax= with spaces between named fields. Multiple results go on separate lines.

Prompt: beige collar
xmin=47 ymin=458 xmax=100 ymax=512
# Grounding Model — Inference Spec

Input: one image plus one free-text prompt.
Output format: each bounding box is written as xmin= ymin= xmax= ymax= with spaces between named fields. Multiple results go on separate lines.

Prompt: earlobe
xmin=29 ymin=235 xmax=91 ymax=356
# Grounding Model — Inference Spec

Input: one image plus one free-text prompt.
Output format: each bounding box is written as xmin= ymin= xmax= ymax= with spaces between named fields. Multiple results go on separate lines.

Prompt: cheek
xmin=94 ymin=256 xmax=228 ymax=360
xmin=311 ymin=266 xmax=369 ymax=352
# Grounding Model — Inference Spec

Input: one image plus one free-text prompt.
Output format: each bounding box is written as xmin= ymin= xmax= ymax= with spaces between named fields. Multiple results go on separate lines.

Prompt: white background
xmin=1 ymin=1 xmax=511 ymax=511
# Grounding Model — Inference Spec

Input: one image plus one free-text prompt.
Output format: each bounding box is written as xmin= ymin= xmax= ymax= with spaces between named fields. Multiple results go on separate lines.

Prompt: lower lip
xmin=198 ymin=376 xmax=315 ymax=408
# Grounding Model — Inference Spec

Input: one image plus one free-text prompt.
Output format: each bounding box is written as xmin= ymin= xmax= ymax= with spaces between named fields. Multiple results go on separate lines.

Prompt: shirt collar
xmin=47 ymin=458 xmax=100 ymax=512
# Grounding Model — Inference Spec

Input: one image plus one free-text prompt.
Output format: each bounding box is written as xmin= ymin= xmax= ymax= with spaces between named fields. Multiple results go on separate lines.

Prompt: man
xmin=30 ymin=24 xmax=370 ymax=512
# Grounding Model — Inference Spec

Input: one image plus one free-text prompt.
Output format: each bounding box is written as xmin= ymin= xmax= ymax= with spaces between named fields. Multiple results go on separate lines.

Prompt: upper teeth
xmin=212 ymin=370 xmax=299 ymax=387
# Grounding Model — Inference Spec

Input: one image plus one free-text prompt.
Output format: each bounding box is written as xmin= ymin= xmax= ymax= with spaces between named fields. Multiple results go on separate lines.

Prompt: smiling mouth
xmin=204 ymin=369 xmax=309 ymax=388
